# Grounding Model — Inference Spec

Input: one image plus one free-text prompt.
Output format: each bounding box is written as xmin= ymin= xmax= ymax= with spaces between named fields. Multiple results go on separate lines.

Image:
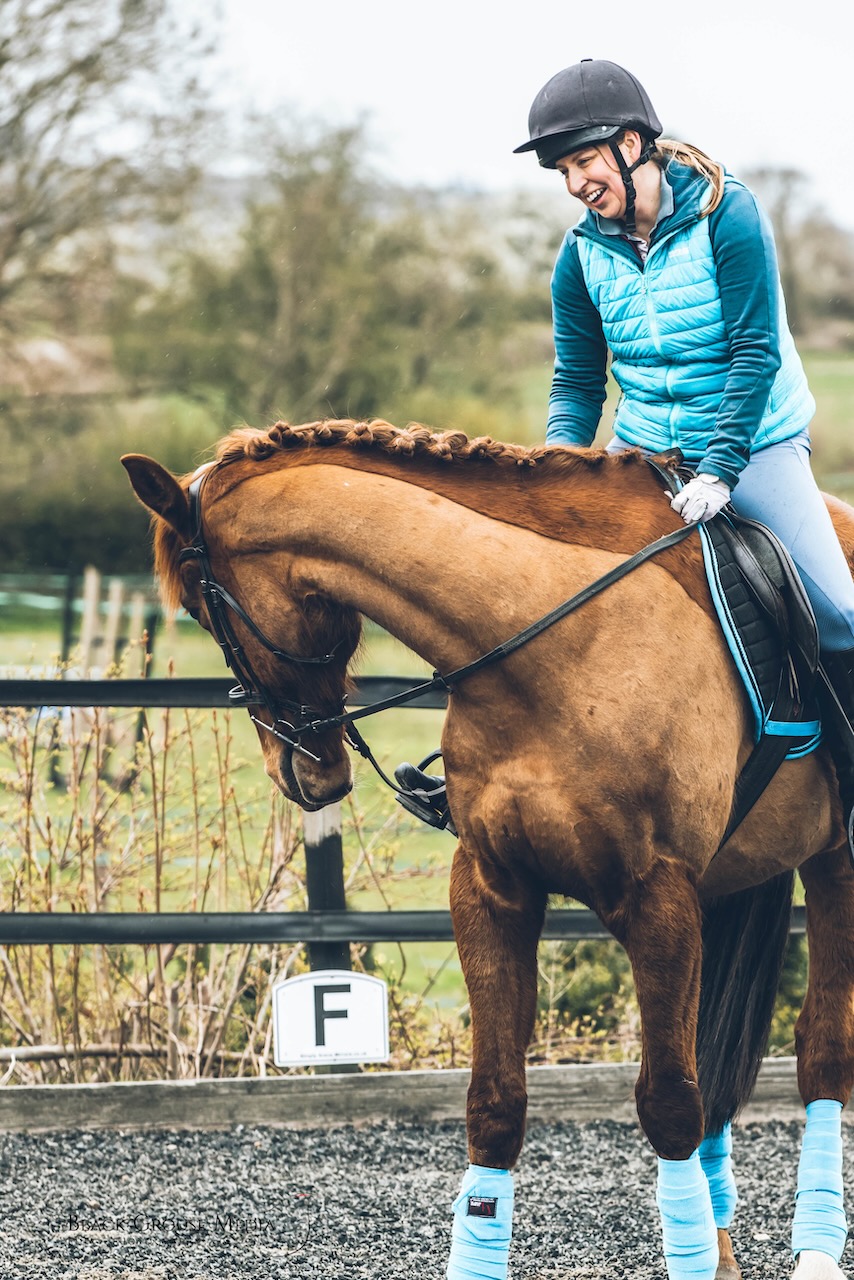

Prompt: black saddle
xmin=648 ymin=454 xmax=821 ymax=846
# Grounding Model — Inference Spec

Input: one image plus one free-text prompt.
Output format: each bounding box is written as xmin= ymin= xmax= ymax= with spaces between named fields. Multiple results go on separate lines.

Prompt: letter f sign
xmin=314 ymin=983 xmax=350 ymax=1046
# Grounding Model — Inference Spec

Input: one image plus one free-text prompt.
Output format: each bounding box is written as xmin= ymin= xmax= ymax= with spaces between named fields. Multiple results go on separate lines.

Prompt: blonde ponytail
xmin=654 ymin=139 xmax=726 ymax=215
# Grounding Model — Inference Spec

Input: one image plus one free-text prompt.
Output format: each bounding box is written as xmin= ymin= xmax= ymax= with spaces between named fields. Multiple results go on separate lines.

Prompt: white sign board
xmin=272 ymin=970 xmax=389 ymax=1067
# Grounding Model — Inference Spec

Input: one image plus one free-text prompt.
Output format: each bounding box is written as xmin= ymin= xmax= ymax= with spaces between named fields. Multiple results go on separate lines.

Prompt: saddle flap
xmin=644 ymin=455 xmax=820 ymax=702
xmin=645 ymin=454 xmax=822 ymax=851
xmin=722 ymin=513 xmax=820 ymax=679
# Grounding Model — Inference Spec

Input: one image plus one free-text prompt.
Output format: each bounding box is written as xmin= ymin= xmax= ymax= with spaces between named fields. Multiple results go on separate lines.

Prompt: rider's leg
xmin=727 ymin=430 xmax=854 ymax=850
xmin=728 ymin=431 xmax=854 ymax=652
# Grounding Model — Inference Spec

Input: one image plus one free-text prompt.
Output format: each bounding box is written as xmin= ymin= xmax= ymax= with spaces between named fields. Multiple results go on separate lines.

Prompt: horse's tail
xmin=696 ymin=870 xmax=795 ymax=1135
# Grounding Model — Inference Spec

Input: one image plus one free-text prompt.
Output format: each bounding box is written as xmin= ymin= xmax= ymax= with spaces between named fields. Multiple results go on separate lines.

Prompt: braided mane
xmin=214 ymin=418 xmax=613 ymax=473
xmin=153 ymin=418 xmax=666 ymax=615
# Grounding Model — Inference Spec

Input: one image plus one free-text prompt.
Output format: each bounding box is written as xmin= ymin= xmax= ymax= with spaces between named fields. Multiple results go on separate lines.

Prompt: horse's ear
xmin=121 ymin=454 xmax=191 ymax=540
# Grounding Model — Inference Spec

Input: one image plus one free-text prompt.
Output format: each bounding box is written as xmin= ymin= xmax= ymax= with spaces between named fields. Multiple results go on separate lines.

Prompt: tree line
xmin=3 ymin=0 xmax=853 ymax=574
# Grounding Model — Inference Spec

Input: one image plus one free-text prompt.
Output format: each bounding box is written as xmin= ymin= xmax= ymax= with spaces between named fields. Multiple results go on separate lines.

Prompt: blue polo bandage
xmin=792 ymin=1099 xmax=848 ymax=1263
xmin=656 ymin=1150 xmax=719 ymax=1280
xmin=699 ymin=1123 xmax=737 ymax=1228
xmin=447 ymin=1164 xmax=514 ymax=1280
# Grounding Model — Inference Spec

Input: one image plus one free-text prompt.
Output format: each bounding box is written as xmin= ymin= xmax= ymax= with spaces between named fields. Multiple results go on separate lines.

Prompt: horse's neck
xmin=225 ymin=461 xmax=605 ymax=673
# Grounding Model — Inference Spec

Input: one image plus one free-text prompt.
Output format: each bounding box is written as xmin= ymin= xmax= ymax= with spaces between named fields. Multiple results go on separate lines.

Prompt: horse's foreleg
xmin=792 ymin=846 xmax=854 ymax=1278
xmin=608 ymin=858 xmax=719 ymax=1280
xmin=446 ymin=844 xmax=546 ymax=1280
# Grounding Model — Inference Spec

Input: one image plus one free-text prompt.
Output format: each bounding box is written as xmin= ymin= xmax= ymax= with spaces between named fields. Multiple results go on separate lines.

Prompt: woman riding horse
xmin=122 ymin=58 xmax=854 ymax=1280
xmin=394 ymin=57 xmax=854 ymax=1280
xmin=398 ymin=58 xmax=854 ymax=1280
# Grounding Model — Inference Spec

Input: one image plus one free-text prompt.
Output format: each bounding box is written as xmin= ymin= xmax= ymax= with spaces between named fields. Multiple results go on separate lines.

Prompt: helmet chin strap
xmin=608 ymin=138 xmax=657 ymax=235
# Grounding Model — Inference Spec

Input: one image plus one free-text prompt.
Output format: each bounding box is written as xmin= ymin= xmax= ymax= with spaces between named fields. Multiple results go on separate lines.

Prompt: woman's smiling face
xmin=555 ymin=141 xmax=628 ymax=218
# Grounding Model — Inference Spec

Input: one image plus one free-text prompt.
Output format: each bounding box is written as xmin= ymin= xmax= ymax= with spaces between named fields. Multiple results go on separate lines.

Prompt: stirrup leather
xmin=818 ymin=655 xmax=854 ymax=869
xmin=393 ymin=751 xmax=457 ymax=837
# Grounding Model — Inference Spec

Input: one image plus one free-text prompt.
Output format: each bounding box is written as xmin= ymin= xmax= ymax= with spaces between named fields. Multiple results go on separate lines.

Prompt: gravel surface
xmin=0 ymin=1118 xmax=851 ymax=1279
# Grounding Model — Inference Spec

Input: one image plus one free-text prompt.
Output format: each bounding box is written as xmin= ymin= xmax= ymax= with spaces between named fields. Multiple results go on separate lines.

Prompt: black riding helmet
xmin=514 ymin=59 xmax=662 ymax=232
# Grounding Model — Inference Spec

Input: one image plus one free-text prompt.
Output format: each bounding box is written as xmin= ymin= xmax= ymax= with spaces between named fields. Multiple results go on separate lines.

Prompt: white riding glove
xmin=670 ymin=474 xmax=731 ymax=525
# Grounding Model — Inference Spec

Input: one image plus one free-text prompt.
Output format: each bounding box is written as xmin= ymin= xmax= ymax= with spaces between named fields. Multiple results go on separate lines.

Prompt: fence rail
xmin=0 ymin=907 xmax=807 ymax=947
xmin=0 ymin=678 xmax=808 ymax=951
xmin=0 ymin=675 xmax=448 ymax=710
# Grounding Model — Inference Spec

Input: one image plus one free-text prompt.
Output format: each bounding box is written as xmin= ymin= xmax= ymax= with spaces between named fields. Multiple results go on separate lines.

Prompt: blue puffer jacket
xmin=546 ymin=161 xmax=815 ymax=489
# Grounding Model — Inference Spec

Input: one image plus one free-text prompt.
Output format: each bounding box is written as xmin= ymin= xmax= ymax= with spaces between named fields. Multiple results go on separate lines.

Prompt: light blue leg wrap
xmin=656 ymin=1150 xmax=719 ymax=1280
xmin=447 ymin=1164 xmax=513 ymax=1280
xmin=792 ymin=1099 xmax=848 ymax=1263
xmin=699 ymin=1123 xmax=738 ymax=1229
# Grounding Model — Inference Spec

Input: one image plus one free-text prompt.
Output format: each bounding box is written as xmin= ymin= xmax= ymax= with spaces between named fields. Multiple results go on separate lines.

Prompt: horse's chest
xmin=460 ymin=782 xmax=637 ymax=907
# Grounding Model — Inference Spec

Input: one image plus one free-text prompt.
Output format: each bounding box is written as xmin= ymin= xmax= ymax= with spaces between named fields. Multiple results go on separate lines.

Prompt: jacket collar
xmin=572 ymin=160 xmax=713 ymax=250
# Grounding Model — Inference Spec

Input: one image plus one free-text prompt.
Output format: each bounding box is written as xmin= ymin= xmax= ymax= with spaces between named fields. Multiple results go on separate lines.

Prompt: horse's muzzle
xmin=266 ymin=739 xmax=353 ymax=810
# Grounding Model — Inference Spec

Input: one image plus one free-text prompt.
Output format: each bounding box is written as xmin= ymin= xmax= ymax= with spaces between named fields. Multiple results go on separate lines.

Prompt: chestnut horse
xmin=123 ymin=419 xmax=854 ymax=1280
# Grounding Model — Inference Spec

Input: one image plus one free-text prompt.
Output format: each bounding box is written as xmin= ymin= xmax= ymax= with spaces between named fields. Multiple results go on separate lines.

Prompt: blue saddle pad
xmin=697 ymin=520 xmax=821 ymax=759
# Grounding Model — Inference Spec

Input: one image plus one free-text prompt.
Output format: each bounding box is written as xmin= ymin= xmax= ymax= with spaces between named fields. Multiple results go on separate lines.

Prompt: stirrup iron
xmin=393 ymin=751 xmax=457 ymax=837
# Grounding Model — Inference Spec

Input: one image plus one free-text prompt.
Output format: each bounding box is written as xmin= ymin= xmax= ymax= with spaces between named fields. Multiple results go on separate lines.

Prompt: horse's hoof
xmin=716 ymin=1265 xmax=742 ymax=1280
xmin=792 ymin=1251 xmax=848 ymax=1279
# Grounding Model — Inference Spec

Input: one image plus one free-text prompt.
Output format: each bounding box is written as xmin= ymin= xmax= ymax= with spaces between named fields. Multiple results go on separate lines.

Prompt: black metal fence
xmin=0 ymin=678 xmax=807 ymax=949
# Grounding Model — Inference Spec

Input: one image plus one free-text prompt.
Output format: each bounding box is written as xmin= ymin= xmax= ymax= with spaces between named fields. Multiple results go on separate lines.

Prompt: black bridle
xmin=178 ymin=464 xmax=697 ymax=792
xmin=178 ymin=469 xmax=346 ymax=764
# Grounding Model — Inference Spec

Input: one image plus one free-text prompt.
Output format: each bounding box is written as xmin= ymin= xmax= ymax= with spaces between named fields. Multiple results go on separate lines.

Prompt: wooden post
xmin=101 ymin=577 xmax=125 ymax=670
xmin=77 ymin=566 xmax=102 ymax=674
xmin=167 ymin=983 xmax=180 ymax=1080
xmin=143 ymin=609 xmax=159 ymax=673
xmin=59 ymin=571 xmax=78 ymax=667
xmin=126 ymin=592 xmax=147 ymax=674
xmin=50 ymin=571 xmax=79 ymax=790
xmin=303 ymin=803 xmax=350 ymax=973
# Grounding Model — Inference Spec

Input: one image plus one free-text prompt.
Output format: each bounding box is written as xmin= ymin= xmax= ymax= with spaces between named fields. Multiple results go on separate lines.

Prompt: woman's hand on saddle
xmin=670 ymin=473 xmax=731 ymax=524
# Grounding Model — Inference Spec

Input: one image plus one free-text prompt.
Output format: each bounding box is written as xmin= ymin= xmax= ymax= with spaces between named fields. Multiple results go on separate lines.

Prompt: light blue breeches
xmin=609 ymin=429 xmax=854 ymax=653
xmin=728 ymin=431 xmax=854 ymax=653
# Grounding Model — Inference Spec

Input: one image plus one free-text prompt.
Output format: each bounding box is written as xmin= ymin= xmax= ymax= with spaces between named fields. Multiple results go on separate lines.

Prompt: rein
xmin=177 ymin=463 xmax=697 ymax=792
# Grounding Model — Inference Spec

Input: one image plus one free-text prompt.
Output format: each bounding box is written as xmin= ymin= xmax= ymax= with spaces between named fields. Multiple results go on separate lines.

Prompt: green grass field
xmin=1 ymin=606 xmax=463 ymax=1007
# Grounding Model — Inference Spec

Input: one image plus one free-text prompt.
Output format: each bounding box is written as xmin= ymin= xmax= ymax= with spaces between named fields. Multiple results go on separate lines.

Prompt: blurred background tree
xmin=0 ymin=0 xmax=215 ymax=568
xmin=109 ymin=120 xmax=532 ymax=427
xmin=0 ymin=0 xmax=211 ymax=340
xmin=1 ymin=0 xmax=853 ymax=574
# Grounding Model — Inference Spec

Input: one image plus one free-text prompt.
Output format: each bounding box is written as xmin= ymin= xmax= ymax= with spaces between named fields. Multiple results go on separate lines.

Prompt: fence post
xmin=126 ymin=592 xmax=147 ymax=670
xmin=303 ymin=803 xmax=350 ymax=973
xmin=59 ymin=571 xmax=78 ymax=666
xmin=167 ymin=982 xmax=180 ymax=1080
xmin=101 ymin=577 xmax=125 ymax=670
xmin=50 ymin=571 xmax=79 ymax=790
xmin=303 ymin=803 xmax=360 ymax=1075
xmin=77 ymin=565 xmax=102 ymax=673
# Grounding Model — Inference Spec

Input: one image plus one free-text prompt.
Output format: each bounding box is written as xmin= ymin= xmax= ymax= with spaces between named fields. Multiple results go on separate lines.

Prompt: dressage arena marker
xmin=272 ymin=969 xmax=390 ymax=1067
